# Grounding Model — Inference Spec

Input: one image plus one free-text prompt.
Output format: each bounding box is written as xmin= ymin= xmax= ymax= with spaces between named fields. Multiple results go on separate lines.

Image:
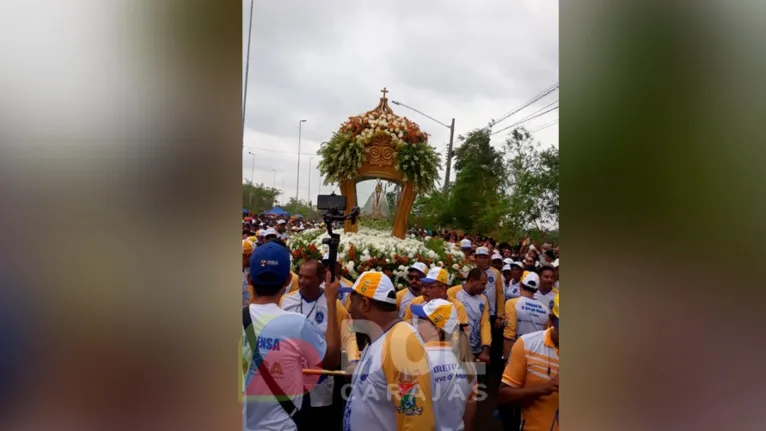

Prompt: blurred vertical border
xmin=0 ymin=0 xmax=241 ymax=429
xmin=563 ymin=1 xmax=766 ymax=430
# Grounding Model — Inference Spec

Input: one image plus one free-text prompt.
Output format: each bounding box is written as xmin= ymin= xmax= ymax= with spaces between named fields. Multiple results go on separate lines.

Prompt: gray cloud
xmin=243 ymin=0 xmax=558 ymax=206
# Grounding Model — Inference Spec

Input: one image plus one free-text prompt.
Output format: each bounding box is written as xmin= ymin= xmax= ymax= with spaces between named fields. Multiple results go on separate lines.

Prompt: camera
xmin=317 ymin=193 xmax=348 ymax=212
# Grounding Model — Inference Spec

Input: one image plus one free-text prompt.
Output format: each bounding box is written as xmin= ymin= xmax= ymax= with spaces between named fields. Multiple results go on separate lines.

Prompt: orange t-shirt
xmin=501 ymin=328 xmax=559 ymax=431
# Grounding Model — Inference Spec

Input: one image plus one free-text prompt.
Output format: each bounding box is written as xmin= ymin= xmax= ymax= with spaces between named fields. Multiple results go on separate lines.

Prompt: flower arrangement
xmin=318 ymin=108 xmax=441 ymax=193
xmin=287 ymin=227 xmax=472 ymax=289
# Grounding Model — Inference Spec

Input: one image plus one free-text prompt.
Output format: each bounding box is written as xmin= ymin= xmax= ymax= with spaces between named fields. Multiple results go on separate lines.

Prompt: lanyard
xmin=299 ymin=290 xmax=324 ymax=322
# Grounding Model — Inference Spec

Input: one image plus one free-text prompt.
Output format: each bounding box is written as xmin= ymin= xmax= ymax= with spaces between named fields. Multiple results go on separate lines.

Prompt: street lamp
xmin=307 ymin=157 xmax=314 ymax=206
xmin=247 ymin=151 xmax=256 ymax=209
xmin=271 ymin=168 xmax=277 ymax=208
xmin=296 ymin=119 xmax=307 ymax=201
xmin=391 ymin=100 xmax=456 ymax=193
xmin=247 ymin=151 xmax=256 ymax=184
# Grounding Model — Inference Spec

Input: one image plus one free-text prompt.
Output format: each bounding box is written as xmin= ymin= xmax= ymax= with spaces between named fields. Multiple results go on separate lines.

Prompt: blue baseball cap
xmin=249 ymin=242 xmax=291 ymax=287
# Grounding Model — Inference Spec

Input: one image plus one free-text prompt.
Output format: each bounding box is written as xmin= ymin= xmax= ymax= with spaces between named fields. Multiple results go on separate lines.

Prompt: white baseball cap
xmin=475 ymin=247 xmax=490 ymax=256
xmin=511 ymin=261 xmax=524 ymax=269
xmin=411 ymin=298 xmax=459 ymax=334
xmin=339 ymin=271 xmax=397 ymax=304
xmin=529 ymin=244 xmax=537 ymax=251
xmin=460 ymin=239 xmax=472 ymax=249
xmin=277 ymin=219 xmax=287 ymax=225
xmin=421 ymin=266 xmax=449 ymax=284
xmin=521 ymin=271 xmax=540 ymax=290
xmin=408 ymin=262 xmax=428 ymax=275
xmin=552 ymin=258 xmax=559 ymax=268
xmin=264 ymin=228 xmax=278 ymax=237
xmin=491 ymin=253 xmax=503 ymax=261
xmin=501 ymin=264 xmax=512 ymax=272
xmin=503 ymin=258 xmax=513 ymax=265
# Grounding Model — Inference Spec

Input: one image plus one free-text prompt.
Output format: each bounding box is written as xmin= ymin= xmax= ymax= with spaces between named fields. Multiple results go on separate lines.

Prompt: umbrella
xmin=265 ymin=207 xmax=290 ymax=216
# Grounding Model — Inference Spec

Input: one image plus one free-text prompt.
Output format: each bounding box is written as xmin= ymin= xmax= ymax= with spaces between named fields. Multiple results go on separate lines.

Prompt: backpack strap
xmin=242 ymin=306 xmax=300 ymax=418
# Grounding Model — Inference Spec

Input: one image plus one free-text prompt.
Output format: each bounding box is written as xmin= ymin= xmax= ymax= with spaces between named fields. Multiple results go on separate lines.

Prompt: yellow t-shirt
xmin=501 ymin=328 xmax=559 ymax=431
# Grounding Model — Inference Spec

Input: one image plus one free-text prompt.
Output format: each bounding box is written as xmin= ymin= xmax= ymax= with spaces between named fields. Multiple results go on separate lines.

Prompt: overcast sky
xmin=242 ymin=0 xmax=558 ymax=207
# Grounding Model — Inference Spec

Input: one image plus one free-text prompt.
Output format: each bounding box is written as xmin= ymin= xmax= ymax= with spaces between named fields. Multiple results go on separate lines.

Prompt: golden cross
xmin=380 ymin=87 xmax=388 ymax=98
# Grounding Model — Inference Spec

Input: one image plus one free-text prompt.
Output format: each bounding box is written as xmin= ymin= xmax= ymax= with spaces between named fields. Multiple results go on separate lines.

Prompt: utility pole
xmin=443 ymin=118 xmax=455 ymax=193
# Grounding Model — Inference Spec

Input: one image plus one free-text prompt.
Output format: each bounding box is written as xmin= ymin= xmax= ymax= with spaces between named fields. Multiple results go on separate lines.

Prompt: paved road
xmin=469 ymin=361 xmax=505 ymax=431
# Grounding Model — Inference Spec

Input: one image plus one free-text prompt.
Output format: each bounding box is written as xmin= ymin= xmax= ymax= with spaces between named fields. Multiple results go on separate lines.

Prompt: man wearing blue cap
xmin=242 ymin=242 xmax=342 ymax=431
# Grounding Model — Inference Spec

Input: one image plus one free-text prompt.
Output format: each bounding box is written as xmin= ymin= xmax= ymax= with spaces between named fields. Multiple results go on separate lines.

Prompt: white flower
xmin=452 ymin=264 xmax=459 ymax=270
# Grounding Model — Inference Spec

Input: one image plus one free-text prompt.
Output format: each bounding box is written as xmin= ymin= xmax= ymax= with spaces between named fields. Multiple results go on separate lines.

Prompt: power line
xmin=243 ymin=145 xmax=316 ymax=157
xmin=490 ymin=83 xmax=559 ymax=127
xmin=490 ymin=104 xmax=559 ymax=136
xmin=528 ymin=119 xmax=559 ymax=134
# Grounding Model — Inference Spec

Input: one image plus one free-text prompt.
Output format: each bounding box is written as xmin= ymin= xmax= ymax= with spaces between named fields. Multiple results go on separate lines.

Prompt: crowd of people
xmin=241 ymin=216 xmax=559 ymax=431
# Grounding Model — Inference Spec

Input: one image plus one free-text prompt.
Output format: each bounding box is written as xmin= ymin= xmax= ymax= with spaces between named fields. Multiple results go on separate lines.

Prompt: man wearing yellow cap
xmin=498 ymin=293 xmax=559 ymax=431
xmin=410 ymin=299 xmax=477 ymax=431
xmin=402 ymin=266 xmax=469 ymax=332
xmin=339 ymin=271 xmax=436 ymax=431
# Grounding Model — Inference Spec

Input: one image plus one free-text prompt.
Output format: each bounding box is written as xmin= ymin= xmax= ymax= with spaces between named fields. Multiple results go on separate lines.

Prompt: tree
xmin=242 ymin=181 xmax=280 ymax=213
xmin=446 ymin=129 xmax=509 ymax=233
xmin=504 ymin=127 xmax=559 ymax=231
xmin=385 ymin=188 xmax=398 ymax=215
xmin=282 ymin=198 xmax=322 ymax=220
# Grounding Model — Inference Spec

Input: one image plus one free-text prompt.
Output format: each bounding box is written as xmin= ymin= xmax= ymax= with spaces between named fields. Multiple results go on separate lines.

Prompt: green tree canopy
xmin=243 ymin=181 xmax=280 ymax=214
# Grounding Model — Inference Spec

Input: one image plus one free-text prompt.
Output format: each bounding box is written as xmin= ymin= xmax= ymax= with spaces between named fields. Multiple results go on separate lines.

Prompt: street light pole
xmin=247 ymin=151 xmax=256 ymax=209
xmin=307 ymin=157 xmax=314 ymax=206
xmin=248 ymin=151 xmax=256 ymax=184
xmin=390 ymin=100 xmax=456 ymax=193
xmin=242 ymin=0 xmax=254 ymax=134
xmin=296 ymin=119 xmax=307 ymax=202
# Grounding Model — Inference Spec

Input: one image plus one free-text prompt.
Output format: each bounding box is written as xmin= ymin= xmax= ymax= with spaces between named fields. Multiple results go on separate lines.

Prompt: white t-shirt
xmin=343 ymin=321 xmax=437 ymax=431
xmin=452 ymin=288 xmax=489 ymax=354
xmin=483 ymin=268 xmax=500 ymax=316
xmin=512 ymin=297 xmax=550 ymax=339
xmin=242 ymin=303 xmax=327 ymax=431
xmin=426 ymin=342 xmax=475 ymax=431
xmin=280 ymin=290 xmax=336 ymax=407
xmin=504 ymin=279 xmax=520 ymax=301
xmin=534 ymin=288 xmax=558 ymax=311
xmin=397 ymin=289 xmax=418 ymax=318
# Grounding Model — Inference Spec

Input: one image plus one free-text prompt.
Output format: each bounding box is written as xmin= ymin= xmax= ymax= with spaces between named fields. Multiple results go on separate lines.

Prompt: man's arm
xmin=498 ymin=338 xmax=556 ymax=405
xmin=503 ymin=298 xmax=518 ymax=360
xmin=336 ymin=300 xmax=360 ymax=362
xmin=478 ymin=296 xmax=492 ymax=362
xmin=321 ymin=272 xmax=342 ymax=370
xmin=494 ymin=269 xmax=505 ymax=320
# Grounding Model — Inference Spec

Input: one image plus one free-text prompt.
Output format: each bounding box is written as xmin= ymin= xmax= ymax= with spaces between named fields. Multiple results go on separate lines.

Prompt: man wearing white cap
xmin=473 ymin=246 xmax=505 ymax=370
xmin=339 ymin=271 xmax=436 ymax=431
xmin=502 ymin=261 xmax=524 ymax=301
xmin=396 ymin=262 xmax=427 ymax=318
xmin=276 ymin=219 xmax=289 ymax=240
xmin=410 ymin=299 xmax=477 ymax=431
xmin=503 ymin=271 xmax=550 ymax=360
xmin=460 ymin=238 xmax=474 ymax=262
xmin=402 ymin=266 xmax=469 ymax=331
xmin=264 ymin=227 xmax=278 ymax=242
xmin=552 ymin=258 xmax=560 ymax=290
